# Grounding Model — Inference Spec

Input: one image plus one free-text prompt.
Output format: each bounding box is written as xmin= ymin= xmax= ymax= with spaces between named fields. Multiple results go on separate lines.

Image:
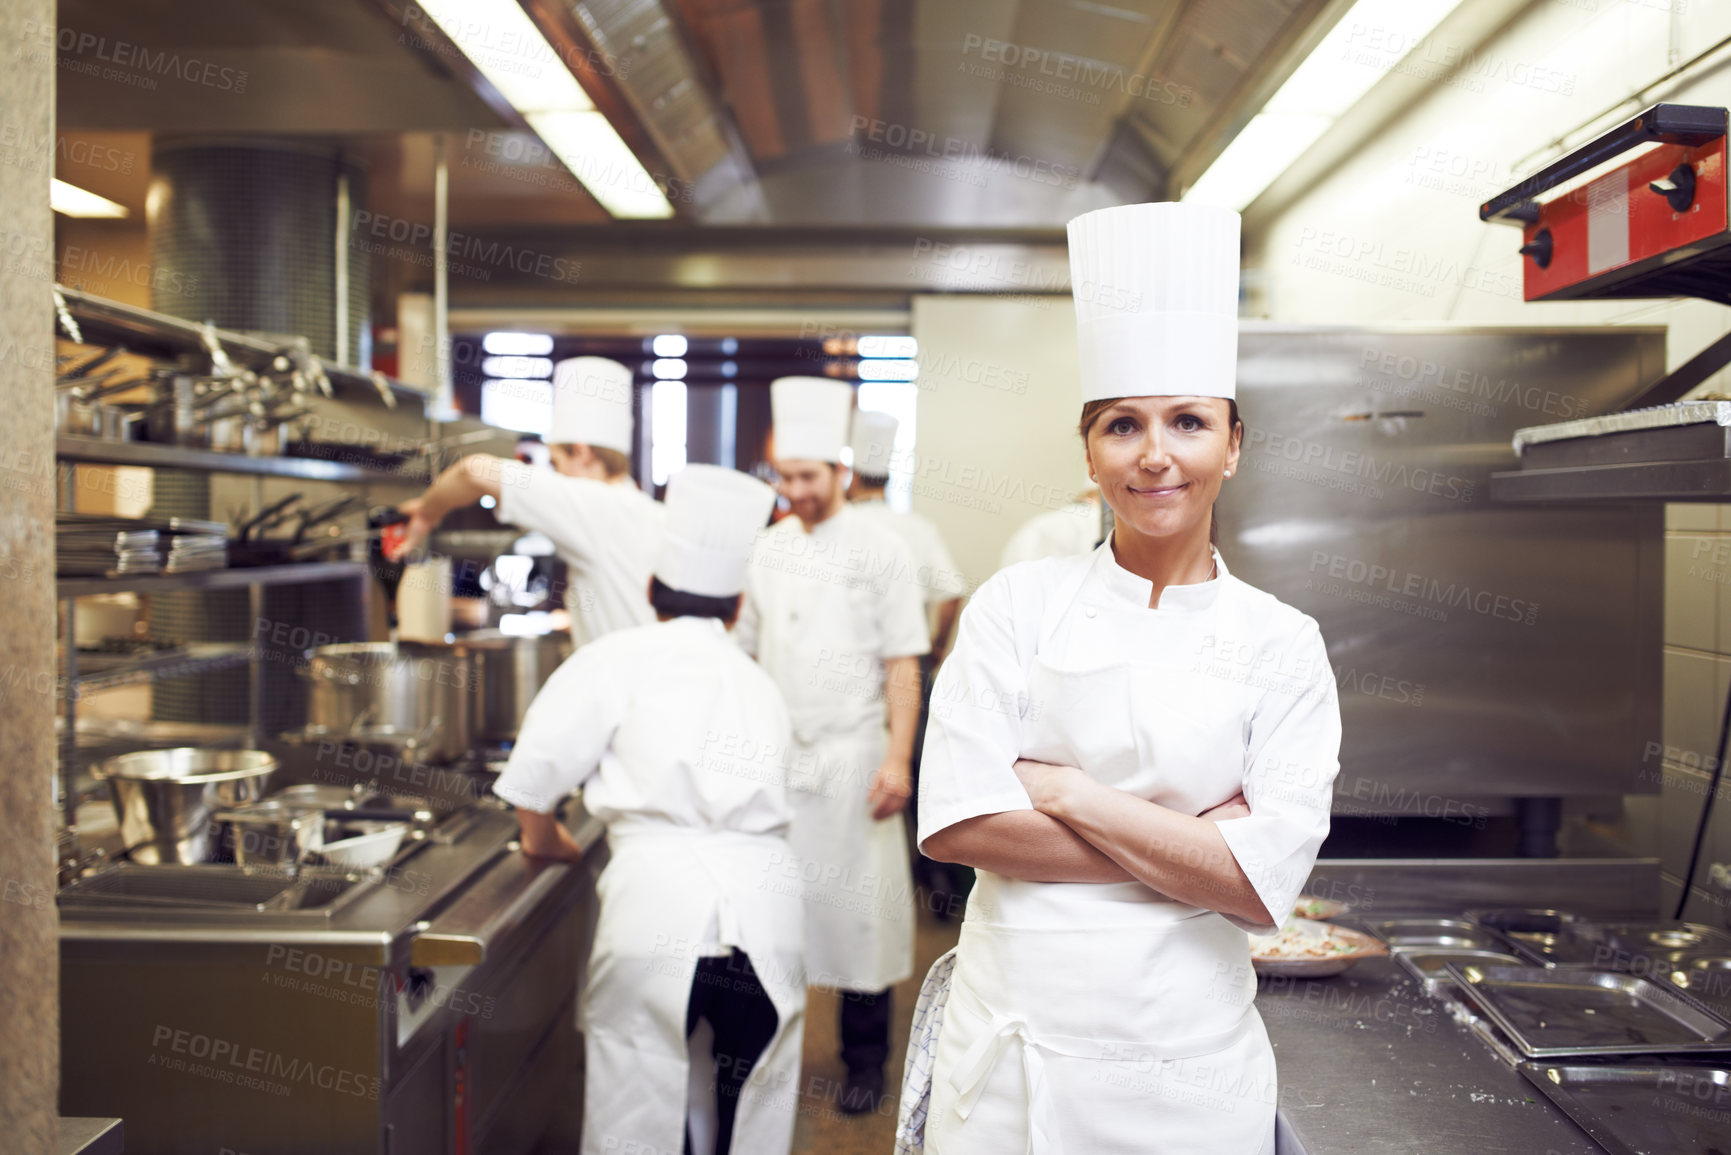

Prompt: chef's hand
xmin=867 ymin=757 xmax=912 ymax=820
xmin=388 ymin=497 xmax=438 ymax=562
xmin=1013 ymin=758 xmax=1086 ymax=813
xmin=1199 ymin=792 xmax=1251 ymax=822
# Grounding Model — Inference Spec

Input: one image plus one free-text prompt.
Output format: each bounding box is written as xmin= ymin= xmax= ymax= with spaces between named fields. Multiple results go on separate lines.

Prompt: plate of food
xmin=1290 ymin=894 xmax=1352 ymax=921
xmin=1251 ymin=917 xmax=1388 ymax=978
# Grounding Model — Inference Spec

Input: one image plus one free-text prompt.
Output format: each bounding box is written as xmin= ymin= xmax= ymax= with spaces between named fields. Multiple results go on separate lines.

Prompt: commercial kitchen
xmin=11 ymin=0 xmax=1731 ymax=1152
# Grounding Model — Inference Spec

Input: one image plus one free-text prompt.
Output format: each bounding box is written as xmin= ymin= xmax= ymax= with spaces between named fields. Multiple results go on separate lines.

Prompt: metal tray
xmin=1395 ymin=948 xmax=1528 ymax=994
xmin=1519 ymin=1061 xmax=1731 ymax=1155
xmin=1362 ymin=918 xmax=1514 ymax=953
xmin=1447 ymin=964 xmax=1731 ymax=1058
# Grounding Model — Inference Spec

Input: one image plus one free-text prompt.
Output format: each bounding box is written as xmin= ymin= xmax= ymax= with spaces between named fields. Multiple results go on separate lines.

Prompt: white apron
xmin=897 ymin=564 xmax=1278 ymax=1155
xmin=580 ymin=824 xmax=806 ymax=1155
xmin=784 ymin=723 xmax=916 ymax=993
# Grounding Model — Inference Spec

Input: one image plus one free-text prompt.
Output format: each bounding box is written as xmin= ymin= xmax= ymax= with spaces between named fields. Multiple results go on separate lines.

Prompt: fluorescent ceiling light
xmin=480 ymin=377 xmax=553 ymax=435
xmin=859 ymin=335 xmax=917 ymax=359
xmin=529 ymin=110 xmax=675 ymax=220
xmin=412 ymin=0 xmax=592 ymax=113
xmin=414 ymin=0 xmax=672 ymax=219
xmin=1185 ymin=0 xmax=1465 ymax=211
xmin=651 ymin=358 xmax=688 ymax=380
xmin=652 ymin=334 xmax=688 ymax=357
xmin=858 ymin=359 xmax=919 ymax=382
xmin=483 ymin=331 xmax=554 ymax=355
xmin=483 ymin=354 xmax=554 ymax=378
xmin=52 ymin=179 xmax=128 ymax=219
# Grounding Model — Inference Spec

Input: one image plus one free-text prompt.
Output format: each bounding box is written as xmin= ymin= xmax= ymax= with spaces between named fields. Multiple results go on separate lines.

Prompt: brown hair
xmin=552 ymin=443 xmax=632 ymax=479
xmin=1077 ymin=396 xmax=1243 ymax=546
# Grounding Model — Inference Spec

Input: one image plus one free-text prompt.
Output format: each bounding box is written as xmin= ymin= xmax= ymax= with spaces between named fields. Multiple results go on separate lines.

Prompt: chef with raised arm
xmin=735 ymin=378 xmax=931 ymax=1115
xmin=388 ymin=356 xmax=665 ymax=645
xmin=893 ymin=201 xmax=1343 ymax=1155
xmin=492 ymin=463 xmax=805 ymax=1155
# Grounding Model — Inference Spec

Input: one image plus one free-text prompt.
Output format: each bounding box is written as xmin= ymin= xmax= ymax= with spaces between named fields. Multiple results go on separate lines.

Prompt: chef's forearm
xmin=1045 ymin=780 xmax=1271 ymax=923
xmin=883 ymin=655 xmax=921 ymax=763
xmin=417 ymin=454 xmax=505 ymax=521
xmin=514 ymin=806 xmax=584 ymax=861
xmin=923 ymin=810 xmax=1135 ymax=883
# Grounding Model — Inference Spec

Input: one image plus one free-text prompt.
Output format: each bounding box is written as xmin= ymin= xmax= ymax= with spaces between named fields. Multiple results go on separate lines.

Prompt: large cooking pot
xmin=98 ymin=748 xmax=277 ymax=864
xmin=461 ymin=629 xmax=572 ymax=744
xmin=300 ymin=641 xmax=475 ymax=763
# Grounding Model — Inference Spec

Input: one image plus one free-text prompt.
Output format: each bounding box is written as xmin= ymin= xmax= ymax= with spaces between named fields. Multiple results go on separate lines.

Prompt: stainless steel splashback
xmin=1222 ymin=326 xmax=1667 ymax=806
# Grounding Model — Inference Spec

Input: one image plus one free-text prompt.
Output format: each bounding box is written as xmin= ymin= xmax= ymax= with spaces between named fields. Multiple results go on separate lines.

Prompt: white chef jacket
xmin=997 ymin=499 xmax=1103 ymax=571
xmin=493 ymin=615 xmax=807 ymax=1155
xmin=736 ymin=505 xmax=931 ymax=743
xmin=494 ymin=615 xmax=791 ymax=836
xmin=919 ymin=540 xmax=1340 ymax=933
xmin=850 ymin=498 xmax=966 ymax=609
xmin=496 ymin=461 xmax=665 ymax=648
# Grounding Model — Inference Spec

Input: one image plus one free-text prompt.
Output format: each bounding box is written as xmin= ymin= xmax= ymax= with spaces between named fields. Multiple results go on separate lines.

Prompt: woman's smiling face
xmin=1084 ymin=396 xmax=1241 ymax=542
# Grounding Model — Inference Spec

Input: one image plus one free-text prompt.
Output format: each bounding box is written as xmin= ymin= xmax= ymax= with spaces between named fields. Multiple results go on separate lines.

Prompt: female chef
xmin=894 ymin=201 xmax=1342 ymax=1155
xmin=494 ymin=465 xmax=805 ymax=1155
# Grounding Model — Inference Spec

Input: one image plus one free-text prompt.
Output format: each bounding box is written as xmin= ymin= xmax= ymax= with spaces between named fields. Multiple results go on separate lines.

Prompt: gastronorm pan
xmin=1519 ymin=1061 xmax=1731 ymax=1155
xmin=1447 ymin=964 xmax=1731 ymax=1058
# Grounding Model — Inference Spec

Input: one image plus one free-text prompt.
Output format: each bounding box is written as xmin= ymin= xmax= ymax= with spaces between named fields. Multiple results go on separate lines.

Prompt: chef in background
xmin=737 ymin=377 xmax=930 ymax=1115
xmin=494 ymin=464 xmax=805 ymax=1155
xmin=845 ymin=409 xmax=970 ymax=918
xmin=998 ymin=476 xmax=1104 ymax=570
xmin=389 ymin=356 xmax=664 ymax=646
xmin=846 ymin=410 xmax=965 ymax=663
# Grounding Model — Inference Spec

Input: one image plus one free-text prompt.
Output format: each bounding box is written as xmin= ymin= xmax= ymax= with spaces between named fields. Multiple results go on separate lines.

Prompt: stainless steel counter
xmin=58 ymin=801 xmax=608 ymax=1155
xmin=1264 ymin=957 xmax=1601 ymax=1155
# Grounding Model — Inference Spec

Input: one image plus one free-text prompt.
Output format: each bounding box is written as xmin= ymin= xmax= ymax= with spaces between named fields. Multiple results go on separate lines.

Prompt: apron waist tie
xmin=948 ymin=1006 xmax=1256 ymax=1155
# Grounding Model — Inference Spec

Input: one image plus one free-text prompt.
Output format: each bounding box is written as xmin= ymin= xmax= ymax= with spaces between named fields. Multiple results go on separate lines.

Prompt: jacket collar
xmin=1092 ymin=532 xmax=1229 ymax=612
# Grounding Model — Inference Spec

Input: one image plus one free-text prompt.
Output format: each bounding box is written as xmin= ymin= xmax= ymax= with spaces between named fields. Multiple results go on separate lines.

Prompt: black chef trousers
xmin=839 ymin=986 xmax=892 ymax=1072
xmin=684 ymin=949 xmax=779 ymax=1155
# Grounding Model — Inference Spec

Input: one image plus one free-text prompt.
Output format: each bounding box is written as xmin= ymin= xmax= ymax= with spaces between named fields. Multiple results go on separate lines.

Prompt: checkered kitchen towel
xmin=894 ymin=948 xmax=959 ymax=1155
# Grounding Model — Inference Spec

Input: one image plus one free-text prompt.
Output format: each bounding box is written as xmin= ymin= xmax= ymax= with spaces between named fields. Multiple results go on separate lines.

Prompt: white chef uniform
xmin=494 ymin=464 xmax=805 ymax=1155
xmin=997 ymin=498 xmax=1103 ymax=570
xmin=494 ymin=356 xmax=665 ymax=646
xmin=894 ymin=201 xmax=1343 ymax=1155
xmin=849 ymin=411 xmax=967 ymax=614
xmin=737 ymin=381 xmax=931 ymax=992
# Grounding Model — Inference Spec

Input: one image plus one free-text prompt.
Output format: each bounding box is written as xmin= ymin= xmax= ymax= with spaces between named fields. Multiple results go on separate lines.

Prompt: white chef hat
xmin=770 ymin=376 xmax=854 ymax=464
xmin=849 ymin=410 xmax=898 ymax=478
xmin=653 ymin=465 xmax=776 ymax=598
xmin=1066 ymin=202 xmax=1241 ymax=403
xmin=550 ymin=356 xmax=635 ymax=453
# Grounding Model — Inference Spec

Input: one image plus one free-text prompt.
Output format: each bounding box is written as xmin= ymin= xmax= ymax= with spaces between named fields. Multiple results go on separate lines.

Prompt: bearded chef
xmin=493 ymin=464 xmax=805 ymax=1155
xmin=893 ymin=202 xmax=1342 ymax=1155
xmin=389 ymin=356 xmax=665 ymax=646
xmin=736 ymin=378 xmax=931 ymax=1115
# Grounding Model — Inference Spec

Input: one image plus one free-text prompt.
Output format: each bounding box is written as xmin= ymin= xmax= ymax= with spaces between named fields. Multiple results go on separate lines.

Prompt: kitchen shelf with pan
xmin=55 ymin=559 xmax=369 ymax=599
xmin=54 ymin=285 xmax=423 ymax=409
xmin=56 ymin=435 xmax=428 ymax=486
xmin=61 ymin=642 xmax=256 ymax=696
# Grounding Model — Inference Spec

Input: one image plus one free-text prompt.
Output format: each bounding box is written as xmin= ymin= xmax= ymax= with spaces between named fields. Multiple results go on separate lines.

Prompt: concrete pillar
xmin=0 ymin=0 xmax=62 ymax=1150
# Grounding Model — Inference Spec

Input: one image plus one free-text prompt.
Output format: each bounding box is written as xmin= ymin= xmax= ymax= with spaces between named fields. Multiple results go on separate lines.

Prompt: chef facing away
xmin=895 ymin=201 xmax=1343 ymax=1154
xmin=492 ymin=464 xmax=805 ymax=1155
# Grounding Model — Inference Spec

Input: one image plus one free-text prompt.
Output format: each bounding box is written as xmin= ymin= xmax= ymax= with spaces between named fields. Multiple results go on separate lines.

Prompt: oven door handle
xmin=409 ymin=851 xmax=573 ymax=967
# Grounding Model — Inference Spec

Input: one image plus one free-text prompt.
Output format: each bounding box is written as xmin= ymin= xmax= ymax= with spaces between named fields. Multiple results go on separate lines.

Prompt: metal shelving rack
xmin=56 ymin=436 xmax=429 ymax=486
xmin=52 ymin=287 xmax=432 ymax=880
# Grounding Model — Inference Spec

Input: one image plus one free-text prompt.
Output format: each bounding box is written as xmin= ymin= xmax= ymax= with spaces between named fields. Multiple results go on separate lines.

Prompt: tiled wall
xmin=1663 ymin=503 xmax=1731 ymax=920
